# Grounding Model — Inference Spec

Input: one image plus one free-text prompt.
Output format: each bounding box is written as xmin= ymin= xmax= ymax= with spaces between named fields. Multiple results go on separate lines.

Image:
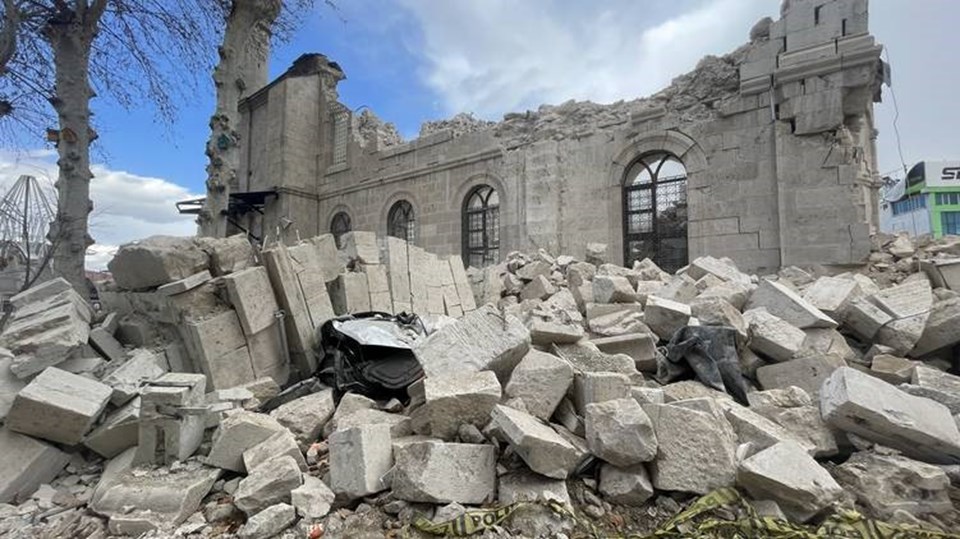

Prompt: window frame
xmin=461 ymin=185 xmax=500 ymax=268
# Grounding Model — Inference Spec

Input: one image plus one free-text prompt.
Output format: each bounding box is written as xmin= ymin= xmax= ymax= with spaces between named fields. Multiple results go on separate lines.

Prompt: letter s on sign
xmin=942 ymin=167 xmax=960 ymax=181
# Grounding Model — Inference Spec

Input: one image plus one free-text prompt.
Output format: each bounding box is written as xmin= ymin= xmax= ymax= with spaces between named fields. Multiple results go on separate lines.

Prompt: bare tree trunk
xmin=45 ymin=1 xmax=106 ymax=293
xmin=0 ymin=0 xmax=20 ymax=75
xmin=198 ymin=0 xmax=280 ymax=238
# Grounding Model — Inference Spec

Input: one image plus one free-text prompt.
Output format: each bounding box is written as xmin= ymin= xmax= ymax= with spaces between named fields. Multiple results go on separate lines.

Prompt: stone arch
xmin=378 ymin=190 xmax=421 ymax=244
xmin=607 ymin=129 xmax=707 ymax=266
xmin=455 ymin=173 xmax=508 ymax=267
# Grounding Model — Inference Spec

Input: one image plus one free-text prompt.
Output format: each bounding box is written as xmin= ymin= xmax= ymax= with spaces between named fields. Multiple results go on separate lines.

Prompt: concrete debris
xmin=737 ymin=441 xmax=843 ymax=521
xmin=392 ymin=441 xmax=496 ymax=504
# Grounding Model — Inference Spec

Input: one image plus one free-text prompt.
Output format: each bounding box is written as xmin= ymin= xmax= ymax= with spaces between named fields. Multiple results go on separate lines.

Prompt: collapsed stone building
xmin=215 ymin=0 xmax=887 ymax=275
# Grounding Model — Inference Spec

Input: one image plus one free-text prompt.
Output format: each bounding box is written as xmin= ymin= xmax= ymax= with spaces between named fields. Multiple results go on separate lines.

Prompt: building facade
xmin=221 ymin=0 xmax=887 ymax=274
xmin=881 ymin=161 xmax=960 ymax=238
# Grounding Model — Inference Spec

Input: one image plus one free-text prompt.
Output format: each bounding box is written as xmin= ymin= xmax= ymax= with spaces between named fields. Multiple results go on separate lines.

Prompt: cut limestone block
xmin=573 ymin=372 xmax=631 ymax=414
xmin=742 ymin=308 xmax=805 ymax=362
xmin=643 ymin=402 xmax=737 ymax=494
xmin=911 ymin=298 xmax=960 ymax=356
xmin=101 ymin=349 xmax=167 ymax=405
xmin=157 ymin=270 xmax=212 ymax=296
xmin=584 ymin=398 xmax=657 ymax=466
xmin=586 ymin=303 xmax=646 ymax=337
xmin=599 ymin=464 xmax=654 ymax=506
xmin=413 ymin=304 xmax=530 ymax=380
xmin=751 ymin=404 xmax=838 ymax=457
xmin=91 ymin=460 xmax=220 ymax=536
xmin=592 ymin=275 xmax=637 ymax=304
xmin=691 ymin=296 xmax=748 ymax=343
xmin=0 ymin=355 xmax=26 ymax=421
xmin=490 ymin=405 xmax=582 ymax=479
xmin=196 ymin=234 xmax=256 ymax=276
xmin=336 ymin=409 xmax=412 ymax=438
xmin=287 ymin=241 xmax=337 ymax=329
xmin=182 ymin=310 xmax=255 ymax=390
xmin=291 ymin=475 xmax=335 ymax=519
xmin=245 ymin=324 xmax=289 ymax=386
xmin=527 ymin=317 xmax=584 ymax=345
xmin=407 ymin=245 xmax=431 ymax=316
xmin=801 ymin=276 xmax=860 ymax=320
xmin=311 ymin=234 xmax=342 ymax=283
xmin=425 ymin=253 xmax=446 ymax=315
xmin=340 ymin=231 xmax=380 ymax=264
xmin=262 ymin=244 xmax=316 ymax=376
xmin=9 ymin=277 xmax=72 ymax=309
xmin=870 ymin=277 xmax=933 ymax=320
xmin=716 ymin=400 xmax=811 ymax=454
xmin=3 ymin=289 xmax=92 ymax=378
xmin=686 ymin=256 xmax=751 ymax=286
xmin=84 ymin=397 xmax=140 ymax=458
xmin=238 ymin=503 xmax=296 ymax=539
xmin=234 ymin=455 xmax=303 ymax=515
xmin=386 ymin=237 xmax=412 ymax=313
xmin=329 ymin=424 xmax=393 ymax=499
xmin=269 ymin=389 xmax=336 ymax=449
xmin=330 ymin=272 xmax=371 ymax=315
xmin=0 ymin=427 xmax=70 ymax=504
xmin=870 ymin=355 xmax=921 ymax=384
xmin=89 ymin=326 xmax=130 ymax=363
xmin=521 ymin=275 xmax=557 ymax=302
xmin=417 ymin=371 xmax=501 ymax=440
xmin=6 ymin=367 xmax=112 ymax=445
xmin=821 ymin=367 xmax=960 ymax=464
xmin=744 ymin=279 xmax=836 ymax=329
xmin=364 ymin=264 xmax=393 ymax=313
xmin=323 ymin=393 xmax=378 ymax=437
xmin=737 ymin=441 xmax=843 ymax=521
xmin=591 ymin=333 xmax=658 ymax=372
xmin=912 ymin=365 xmax=960 ymax=397
xmin=449 ymin=255 xmax=477 ymax=313
xmin=643 ymin=296 xmax=691 ymax=340
xmin=876 ymin=313 xmax=928 ymax=356
xmin=504 ymin=349 xmax=574 ymax=421
xmin=392 ymin=441 xmax=496 ymax=504
xmin=498 ymin=471 xmax=571 ymax=507
xmin=206 ymin=411 xmax=290 ymax=473
xmin=833 ymin=452 xmax=952 ymax=518
xmin=844 ymin=298 xmax=892 ymax=341
xmin=756 ymin=355 xmax=844 ymax=396
xmin=134 ymin=373 xmax=207 ymax=466
xmin=223 ymin=267 xmax=280 ymax=335
xmin=108 ymin=236 xmax=208 ymax=290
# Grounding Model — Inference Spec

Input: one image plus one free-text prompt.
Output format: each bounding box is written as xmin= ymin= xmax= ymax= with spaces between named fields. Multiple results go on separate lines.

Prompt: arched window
xmin=387 ymin=200 xmax=416 ymax=243
xmin=330 ymin=211 xmax=352 ymax=248
xmin=623 ymin=152 xmax=688 ymax=272
xmin=462 ymin=185 xmax=500 ymax=268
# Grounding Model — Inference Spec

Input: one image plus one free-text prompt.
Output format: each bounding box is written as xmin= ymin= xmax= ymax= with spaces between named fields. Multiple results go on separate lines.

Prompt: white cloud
xmin=397 ymin=0 xmax=776 ymax=118
xmin=0 ymin=149 xmax=199 ymax=270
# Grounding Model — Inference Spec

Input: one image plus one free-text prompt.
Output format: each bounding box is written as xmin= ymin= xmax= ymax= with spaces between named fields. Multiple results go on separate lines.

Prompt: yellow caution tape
xmin=410 ymin=487 xmax=960 ymax=539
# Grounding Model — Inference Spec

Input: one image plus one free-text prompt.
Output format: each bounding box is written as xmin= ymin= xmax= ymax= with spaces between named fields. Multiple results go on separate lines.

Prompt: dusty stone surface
xmin=834 ymin=451 xmax=952 ymax=518
xmin=585 ymin=398 xmax=657 ymax=466
xmin=238 ymin=502 xmax=296 ymax=539
xmin=419 ymin=370 xmax=501 ymax=440
xmin=329 ymin=424 xmax=393 ymax=499
xmin=392 ymin=441 xmax=496 ymax=504
xmin=737 ymin=441 xmax=843 ymax=520
xmin=6 ymin=367 xmax=112 ymax=445
xmin=108 ymin=236 xmax=209 ymax=291
xmin=490 ymin=405 xmax=582 ymax=479
xmin=498 ymin=471 xmax=571 ymax=506
xmin=745 ymin=279 xmax=837 ymax=329
xmin=269 ymin=389 xmax=336 ymax=449
xmin=504 ymin=349 xmax=574 ymax=421
xmin=742 ymin=308 xmax=805 ymax=362
xmin=206 ymin=411 xmax=290 ymax=473
xmin=290 ymin=475 xmax=335 ymax=519
xmin=234 ymin=454 xmax=303 ymax=515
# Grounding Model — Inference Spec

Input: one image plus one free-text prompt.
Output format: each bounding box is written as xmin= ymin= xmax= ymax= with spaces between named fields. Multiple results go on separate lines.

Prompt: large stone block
xmin=2 ymin=289 xmax=92 ymax=378
xmin=686 ymin=256 xmax=751 ymax=286
xmin=329 ymin=424 xmax=393 ymax=499
xmin=591 ymin=333 xmax=658 ymax=372
xmin=206 ymin=410 xmax=290 ymax=473
xmin=108 ymin=236 xmax=208 ymax=290
xmin=310 ymin=234 xmax=342 ymax=283
xmin=413 ymin=304 xmax=530 ymax=380
xmin=92 ymin=461 xmax=220 ymax=535
xmin=9 ymin=277 xmax=71 ymax=310
xmin=504 ymin=349 xmax=574 ymax=421
xmin=84 ymin=397 xmax=140 ymax=458
xmin=287 ymin=242 xmax=337 ymax=329
xmin=330 ymin=272 xmax=371 ymax=315
xmin=498 ymin=471 xmax=571 ymax=506
xmin=643 ymin=296 xmax=691 ymax=340
xmin=820 ymin=367 xmax=960 ymax=464
xmin=183 ymin=310 xmax=255 ymax=390
xmin=585 ymin=398 xmax=657 ymax=466
xmin=592 ymin=275 xmax=637 ymax=304
xmin=245 ymin=324 xmax=289 ymax=386
xmin=586 ymin=303 xmax=647 ymax=337
xmin=196 ymin=234 xmax=256 ymax=276
xmin=392 ymin=441 xmax=496 ymax=504
xmin=717 ymin=400 xmax=812 ymax=454
xmin=737 ymin=441 xmax=843 ymax=520
xmin=385 ymin=237 xmax=412 ymax=313
xmin=291 ymin=475 xmax=335 ymax=519
xmin=801 ymin=276 xmax=860 ymax=320
xmin=101 ymin=348 xmax=167 ymax=405
xmin=340 ymin=231 xmax=380 ymax=264
xmin=870 ymin=277 xmax=933 ymax=320
xmin=448 ymin=255 xmax=477 ymax=313
xmin=238 ymin=503 xmax=296 ymax=539
xmin=843 ymin=298 xmax=892 ymax=341
xmin=756 ymin=355 xmax=844 ymax=395
xmin=911 ymin=298 xmax=960 ymax=356
xmin=490 ymin=405 xmax=582 ymax=479
xmin=834 ymin=452 xmax=952 ymax=518
xmin=418 ymin=371 xmax=501 ymax=440
xmin=599 ymin=464 xmax=654 ymax=506
xmin=643 ymin=402 xmax=738 ymax=494
xmin=0 ymin=355 xmax=25 ymax=421
xmin=223 ymin=267 xmax=280 ymax=335
xmin=269 ymin=389 xmax=336 ymax=449
xmin=744 ymin=279 xmax=836 ymax=329
xmin=234 ymin=455 xmax=303 ymax=515
xmin=6 ymin=367 xmax=112 ymax=445
xmin=135 ymin=373 xmax=207 ymax=466
xmin=262 ymin=244 xmax=317 ymax=376
xmin=573 ymin=372 xmax=631 ymax=414
xmin=0 ymin=427 xmax=69 ymax=504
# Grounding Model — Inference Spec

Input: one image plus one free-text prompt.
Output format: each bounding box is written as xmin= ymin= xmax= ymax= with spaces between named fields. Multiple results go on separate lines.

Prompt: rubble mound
xmin=1 ymin=232 xmax=960 ymax=537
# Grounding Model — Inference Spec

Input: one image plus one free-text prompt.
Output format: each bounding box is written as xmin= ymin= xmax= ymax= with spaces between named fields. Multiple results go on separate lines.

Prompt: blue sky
xmin=0 ymin=0 xmax=955 ymax=268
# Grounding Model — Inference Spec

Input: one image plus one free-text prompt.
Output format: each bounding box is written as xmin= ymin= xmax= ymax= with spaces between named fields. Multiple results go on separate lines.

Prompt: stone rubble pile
xmin=0 ymin=232 xmax=958 ymax=538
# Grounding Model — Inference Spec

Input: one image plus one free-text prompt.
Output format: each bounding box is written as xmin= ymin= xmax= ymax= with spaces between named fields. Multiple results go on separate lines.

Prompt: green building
xmin=881 ymin=161 xmax=960 ymax=237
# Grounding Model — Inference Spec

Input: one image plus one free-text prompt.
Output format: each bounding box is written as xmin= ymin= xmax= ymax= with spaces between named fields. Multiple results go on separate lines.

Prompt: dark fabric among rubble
xmin=657 ymin=326 xmax=750 ymax=405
